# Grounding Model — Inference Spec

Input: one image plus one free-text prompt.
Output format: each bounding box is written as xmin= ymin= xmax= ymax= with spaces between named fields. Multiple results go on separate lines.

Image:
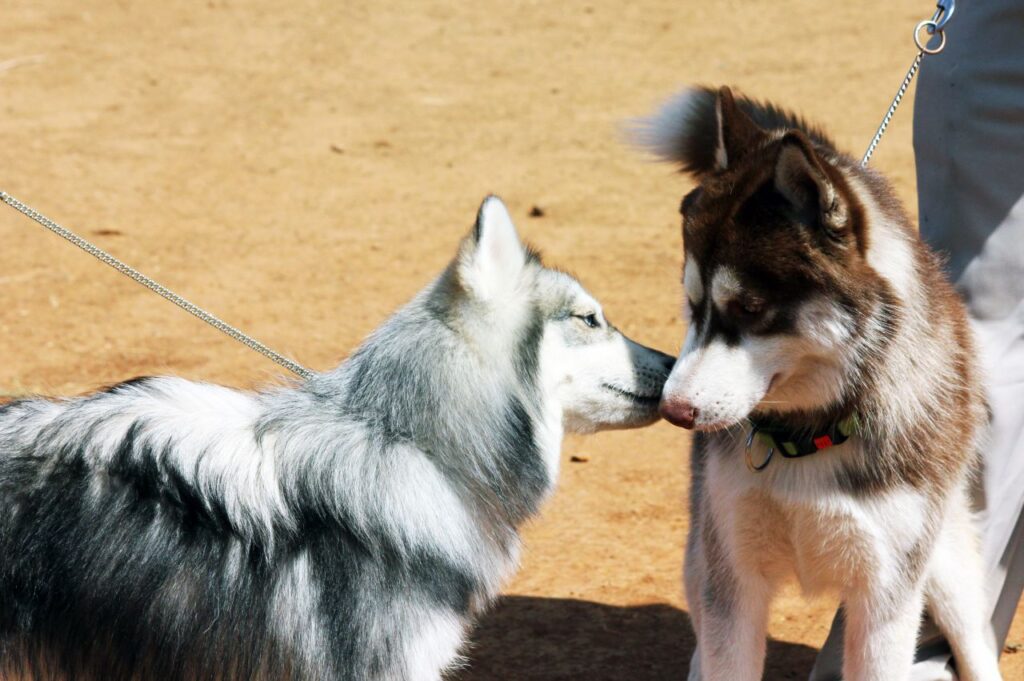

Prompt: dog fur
xmin=0 ymin=196 xmax=674 ymax=681
xmin=635 ymin=86 xmax=1003 ymax=681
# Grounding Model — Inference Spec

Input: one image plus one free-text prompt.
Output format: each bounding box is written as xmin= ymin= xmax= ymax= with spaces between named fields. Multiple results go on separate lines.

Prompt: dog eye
xmin=575 ymin=313 xmax=601 ymax=329
xmin=727 ymin=299 xmax=764 ymax=319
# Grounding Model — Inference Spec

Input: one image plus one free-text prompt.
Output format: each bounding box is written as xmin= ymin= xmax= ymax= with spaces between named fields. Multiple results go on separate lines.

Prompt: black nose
xmin=651 ymin=350 xmax=675 ymax=372
xmin=659 ymin=397 xmax=698 ymax=429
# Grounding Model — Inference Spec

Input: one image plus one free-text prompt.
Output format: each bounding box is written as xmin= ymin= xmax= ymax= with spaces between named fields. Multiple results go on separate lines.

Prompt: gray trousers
xmin=810 ymin=1 xmax=1024 ymax=679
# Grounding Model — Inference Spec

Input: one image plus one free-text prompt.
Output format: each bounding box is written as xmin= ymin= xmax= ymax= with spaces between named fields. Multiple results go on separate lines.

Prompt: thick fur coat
xmin=0 ymin=197 xmax=673 ymax=681
xmin=637 ymin=87 xmax=1002 ymax=681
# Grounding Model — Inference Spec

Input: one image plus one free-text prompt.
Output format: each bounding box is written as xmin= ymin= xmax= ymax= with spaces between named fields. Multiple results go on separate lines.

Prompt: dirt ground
xmin=1 ymin=1 xmax=1021 ymax=678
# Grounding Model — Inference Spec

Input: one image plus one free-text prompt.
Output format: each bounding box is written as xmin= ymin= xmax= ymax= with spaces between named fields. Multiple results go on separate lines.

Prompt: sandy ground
xmin=1 ymin=1 xmax=1021 ymax=678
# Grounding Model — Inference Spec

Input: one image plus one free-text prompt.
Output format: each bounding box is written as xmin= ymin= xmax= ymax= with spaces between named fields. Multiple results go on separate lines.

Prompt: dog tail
xmin=627 ymin=85 xmax=835 ymax=175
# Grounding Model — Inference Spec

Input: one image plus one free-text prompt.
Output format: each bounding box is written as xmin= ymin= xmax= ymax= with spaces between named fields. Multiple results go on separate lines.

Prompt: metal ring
xmin=745 ymin=427 xmax=774 ymax=472
xmin=915 ymin=20 xmax=946 ymax=54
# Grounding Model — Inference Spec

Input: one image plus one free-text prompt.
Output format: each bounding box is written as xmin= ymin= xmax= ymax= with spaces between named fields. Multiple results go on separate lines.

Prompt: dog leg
xmin=925 ymin=511 xmax=1003 ymax=681
xmin=842 ymin=584 xmax=925 ymax=681
xmin=686 ymin=488 xmax=772 ymax=681
xmin=693 ymin=571 xmax=771 ymax=681
xmin=685 ymin=523 xmax=706 ymax=681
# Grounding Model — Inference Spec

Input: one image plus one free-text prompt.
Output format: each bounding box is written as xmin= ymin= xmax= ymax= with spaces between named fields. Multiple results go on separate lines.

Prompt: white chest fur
xmin=703 ymin=437 xmax=932 ymax=595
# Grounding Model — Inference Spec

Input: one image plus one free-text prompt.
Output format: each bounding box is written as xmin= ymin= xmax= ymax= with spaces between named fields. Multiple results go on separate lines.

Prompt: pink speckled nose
xmin=659 ymin=397 xmax=698 ymax=429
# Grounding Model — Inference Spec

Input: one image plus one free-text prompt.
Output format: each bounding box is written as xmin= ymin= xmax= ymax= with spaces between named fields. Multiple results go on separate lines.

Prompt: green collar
xmin=745 ymin=412 xmax=860 ymax=472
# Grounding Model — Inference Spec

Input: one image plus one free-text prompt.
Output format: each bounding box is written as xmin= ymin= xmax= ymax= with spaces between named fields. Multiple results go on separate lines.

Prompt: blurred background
xmin=1 ymin=1 xmax=1019 ymax=678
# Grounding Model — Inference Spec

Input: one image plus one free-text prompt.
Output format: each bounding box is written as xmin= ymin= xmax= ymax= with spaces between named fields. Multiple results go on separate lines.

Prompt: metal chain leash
xmin=861 ymin=0 xmax=954 ymax=166
xmin=0 ymin=190 xmax=315 ymax=381
xmin=861 ymin=52 xmax=923 ymax=166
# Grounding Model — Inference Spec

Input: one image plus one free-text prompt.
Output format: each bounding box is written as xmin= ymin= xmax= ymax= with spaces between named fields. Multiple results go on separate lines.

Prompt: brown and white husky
xmin=634 ymin=86 xmax=1003 ymax=681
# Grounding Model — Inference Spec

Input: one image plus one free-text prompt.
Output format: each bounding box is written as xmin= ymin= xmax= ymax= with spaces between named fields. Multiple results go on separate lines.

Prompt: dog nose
xmin=659 ymin=398 xmax=698 ymax=429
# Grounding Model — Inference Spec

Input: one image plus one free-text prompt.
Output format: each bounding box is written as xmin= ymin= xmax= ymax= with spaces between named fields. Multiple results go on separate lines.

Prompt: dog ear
xmin=630 ymin=85 xmax=769 ymax=175
xmin=774 ymin=132 xmax=848 ymax=234
xmin=458 ymin=195 xmax=526 ymax=299
xmin=715 ymin=87 xmax=769 ymax=171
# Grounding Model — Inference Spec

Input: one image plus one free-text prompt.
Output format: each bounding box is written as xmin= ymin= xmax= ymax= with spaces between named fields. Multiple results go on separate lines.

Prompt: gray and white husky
xmin=0 ymin=196 xmax=674 ymax=681
xmin=635 ymin=87 xmax=1003 ymax=681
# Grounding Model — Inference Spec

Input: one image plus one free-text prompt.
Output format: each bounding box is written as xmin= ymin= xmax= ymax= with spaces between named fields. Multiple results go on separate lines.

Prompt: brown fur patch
xmin=677 ymin=90 xmax=983 ymax=496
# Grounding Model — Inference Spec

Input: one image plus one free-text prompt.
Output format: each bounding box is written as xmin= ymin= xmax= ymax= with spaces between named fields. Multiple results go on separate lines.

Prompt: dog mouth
xmin=601 ymin=383 xmax=662 ymax=406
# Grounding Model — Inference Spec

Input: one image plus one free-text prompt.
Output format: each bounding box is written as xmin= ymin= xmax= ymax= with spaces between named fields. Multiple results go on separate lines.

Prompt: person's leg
xmin=974 ymin=309 xmax=1024 ymax=654
xmin=992 ymin=505 xmax=1024 ymax=649
xmin=992 ymin=508 xmax=1024 ymax=648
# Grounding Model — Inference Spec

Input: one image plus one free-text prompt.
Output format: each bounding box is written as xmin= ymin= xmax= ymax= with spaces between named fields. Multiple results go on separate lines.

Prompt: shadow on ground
xmin=455 ymin=596 xmax=819 ymax=681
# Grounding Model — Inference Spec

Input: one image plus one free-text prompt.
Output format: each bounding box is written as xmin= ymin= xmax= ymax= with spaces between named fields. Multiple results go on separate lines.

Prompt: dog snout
xmin=659 ymin=396 xmax=698 ymax=429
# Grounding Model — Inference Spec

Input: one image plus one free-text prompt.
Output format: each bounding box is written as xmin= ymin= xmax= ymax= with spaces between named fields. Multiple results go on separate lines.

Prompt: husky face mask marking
xmin=457 ymin=197 xmax=674 ymax=435
xmin=537 ymin=276 xmax=675 ymax=434
xmin=654 ymin=89 xmax=890 ymax=431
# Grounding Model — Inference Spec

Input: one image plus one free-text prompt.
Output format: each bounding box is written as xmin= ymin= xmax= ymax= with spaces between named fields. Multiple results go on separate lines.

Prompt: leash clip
xmin=915 ymin=0 xmax=954 ymax=54
xmin=930 ymin=0 xmax=955 ymax=32
xmin=745 ymin=426 xmax=774 ymax=473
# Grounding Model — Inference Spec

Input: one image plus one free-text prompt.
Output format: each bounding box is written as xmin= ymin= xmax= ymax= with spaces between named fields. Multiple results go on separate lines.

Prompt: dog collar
xmin=745 ymin=412 xmax=860 ymax=472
